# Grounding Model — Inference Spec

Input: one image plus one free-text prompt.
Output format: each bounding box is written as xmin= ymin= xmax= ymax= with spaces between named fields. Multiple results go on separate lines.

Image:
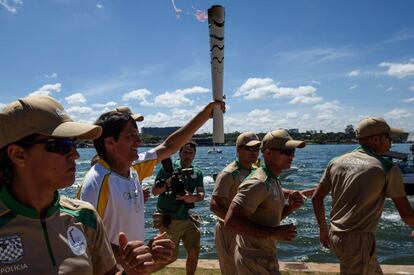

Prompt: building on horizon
xmin=141 ymin=127 xmax=180 ymax=137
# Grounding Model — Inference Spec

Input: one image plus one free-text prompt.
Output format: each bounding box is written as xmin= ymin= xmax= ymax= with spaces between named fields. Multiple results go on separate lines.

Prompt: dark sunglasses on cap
xmin=21 ymin=138 xmax=77 ymax=155
xmin=239 ymin=145 xmax=260 ymax=152
xmin=268 ymin=148 xmax=296 ymax=156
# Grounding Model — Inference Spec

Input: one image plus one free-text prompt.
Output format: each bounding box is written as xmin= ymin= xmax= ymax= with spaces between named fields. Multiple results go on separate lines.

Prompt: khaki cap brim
xmin=285 ymin=140 xmax=306 ymax=149
xmin=39 ymin=121 xmax=102 ymax=140
xmin=390 ymin=128 xmax=403 ymax=135
xmin=245 ymin=140 xmax=261 ymax=147
xmin=131 ymin=114 xmax=144 ymax=122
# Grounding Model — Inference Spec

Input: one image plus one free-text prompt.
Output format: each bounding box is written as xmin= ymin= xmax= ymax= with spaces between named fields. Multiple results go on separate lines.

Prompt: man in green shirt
xmin=152 ymin=141 xmax=204 ymax=275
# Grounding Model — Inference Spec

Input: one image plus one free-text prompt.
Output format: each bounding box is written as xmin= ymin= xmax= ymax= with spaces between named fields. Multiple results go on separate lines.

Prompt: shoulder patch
xmin=59 ymin=197 xmax=97 ymax=230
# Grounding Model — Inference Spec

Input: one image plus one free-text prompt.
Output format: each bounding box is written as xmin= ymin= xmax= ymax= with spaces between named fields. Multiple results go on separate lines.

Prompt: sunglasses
xmin=268 ymin=148 xmax=296 ymax=156
xmin=240 ymin=146 xmax=260 ymax=152
xmin=22 ymin=138 xmax=77 ymax=155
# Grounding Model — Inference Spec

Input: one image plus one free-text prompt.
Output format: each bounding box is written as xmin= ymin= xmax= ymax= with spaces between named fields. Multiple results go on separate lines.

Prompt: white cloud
xmin=0 ymin=102 xmax=6 ymax=110
xmin=173 ymin=86 xmax=209 ymax=95
xmin=65 ymin=93 xmax=86 ymax=105
xmin=386 ymin=87 xmax=393 ymax=92
xmin=234 ymin=78 xmax=277 ymax=100
xmin=66 ymin=106 xmax=94 ymax=114
xmin=248 ymin=109 xmax=271 ymax=118
xmin=379 ymin=61 xmax=414 ymax=78
xmin=310 ymin=80 xmax=321 ymax=85
xmin=402 ymin=97 xmax=414 ymax=103
xmin=171 ymin=108 xmax=195 ymax=121
xmin=0 ymin=0 xmax=22 ymax=13
xmin=44 ymin=72 xmax=58 ymax=78
xmin=92 ymin=101 xmax=118 ymax=108
xmin=349 ymin=85 xmax=359 ymax=90
xmin=96 ymin=4 xmax=104 ymax=9
xmin=29 ymin=83 xmax=61 ymax=96
xmin=286 ymin=112 xmax=299 ymax=119
xmin=348 ymin=69 xmax=360 ymax=77
xmin=142 ymin=112 xmax=172 ymax=127
xmin=384 ymin=108 xmax=411 ymax=119
xmin=380 ymin=29 xmax=414 ymax=45
xmin=122 ymin=89 xmax=152 ymax=102
xmin=273 ymin=47 xmax=353 ymax=64
xmin=314 ymin=101 xmax=340 ymax=112
xmin=302 ymin=114 xmax=311 ymax=120
xmin=149 ymin=86 xmax=209 ymax=108
xmin=122 ymin=86 xmax=209 ymax=108
xmin=247 ymin=110 xmax=273 ymax=124
xmin=234 ymin=78 xmax=321 ymax=105
xmin=289 ymin=96 xmax=322 ymax=104
xmin=409 ymin=86 xmax=414 ymax=91
xmin=152 ymin=92 xmax=193 ymax=107
xmin=278 ymin=86 xmax=317 ymax=98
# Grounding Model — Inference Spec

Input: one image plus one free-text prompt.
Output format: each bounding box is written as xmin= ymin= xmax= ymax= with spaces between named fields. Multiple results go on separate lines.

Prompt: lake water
xmin=63 ymin=143 xmax=414 ymax=264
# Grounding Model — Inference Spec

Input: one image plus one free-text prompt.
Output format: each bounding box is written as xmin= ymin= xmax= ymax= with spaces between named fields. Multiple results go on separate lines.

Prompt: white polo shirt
xmin=79 ymin=149 xmax=157 ymax=245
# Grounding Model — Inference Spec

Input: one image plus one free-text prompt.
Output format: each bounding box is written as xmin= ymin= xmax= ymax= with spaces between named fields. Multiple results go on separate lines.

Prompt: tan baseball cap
xmin=236 ymin=131 xmax=261 ymax=147
xmin=356 ymin=117 xmax=403 ymax=138
xmin=115 ymin=106 xmax=144 ymax=122
xmin=0 ymin=95 xmax=102 ymax=149
xmin=261 ymin=129 xmax=305 ymax=151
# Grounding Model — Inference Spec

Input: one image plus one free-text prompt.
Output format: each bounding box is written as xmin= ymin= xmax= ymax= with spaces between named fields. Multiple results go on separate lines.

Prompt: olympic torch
xmin=208 ymin=5 xmax=225 ymax=144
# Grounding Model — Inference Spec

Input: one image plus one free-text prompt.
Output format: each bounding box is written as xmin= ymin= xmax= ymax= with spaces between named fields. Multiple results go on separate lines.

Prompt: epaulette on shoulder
xmin=59 ymin=196 xmax=97 ymax=230
xmin=249 ymin=168 xmax=268 ymax=182
xmin=222 ymin=162 xmax=238 ymax=175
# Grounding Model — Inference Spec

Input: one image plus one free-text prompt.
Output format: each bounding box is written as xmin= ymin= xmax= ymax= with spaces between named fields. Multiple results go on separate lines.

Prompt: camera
xmin=155 ymin=157 xmax=195 ymax=208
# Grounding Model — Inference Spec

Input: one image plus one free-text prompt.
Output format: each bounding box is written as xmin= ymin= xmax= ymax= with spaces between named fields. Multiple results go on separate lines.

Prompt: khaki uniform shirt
xmin=212 ymin=160 xmax=252 ymax=221
xmin=232 ymin=166 xmax=285 ymax=253
xmin=0 ymin=187 xmax=116 ymax=274
xmin=320 ymin=146 xmax=406 ymax=233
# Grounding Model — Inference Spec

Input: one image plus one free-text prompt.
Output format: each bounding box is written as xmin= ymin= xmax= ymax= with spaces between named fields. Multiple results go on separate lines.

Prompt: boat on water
xmin=383 ymin=150 xmax=414 ymax=196
xmin=208 ymin=147 xmax=222 ymax=154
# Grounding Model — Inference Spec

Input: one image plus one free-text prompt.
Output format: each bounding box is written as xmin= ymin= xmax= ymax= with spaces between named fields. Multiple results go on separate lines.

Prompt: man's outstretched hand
xmin=118 ymin=232 xmax=154 ymax=275
xmin=149 ymin=232 xmax=175 ymax=264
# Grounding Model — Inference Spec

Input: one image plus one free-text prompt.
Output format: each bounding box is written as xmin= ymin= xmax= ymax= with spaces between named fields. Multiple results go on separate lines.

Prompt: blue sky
xmin=1 ymin=0 xmax=414 ymax=133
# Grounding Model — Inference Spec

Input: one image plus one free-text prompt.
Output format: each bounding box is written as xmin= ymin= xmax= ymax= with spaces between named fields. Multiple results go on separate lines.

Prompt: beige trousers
xmin=330 ymin=231 xmax=383 ymax=275
xmin=214 ymin=222 xmax=237 ymax=275
xmin=234 ymin=245 xmax=280 ymax=275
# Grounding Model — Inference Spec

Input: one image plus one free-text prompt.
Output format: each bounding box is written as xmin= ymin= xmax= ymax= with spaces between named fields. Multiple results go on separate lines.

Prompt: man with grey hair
xmin=312 ymin=117 xmax=414 ymax=274
xmin=225 ymin=129 xmax=307 ymax=275
xmin=210 ymin=131 xmax=261 ymax=275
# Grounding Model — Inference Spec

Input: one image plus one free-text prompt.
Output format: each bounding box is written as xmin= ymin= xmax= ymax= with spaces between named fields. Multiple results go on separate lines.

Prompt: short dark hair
xmin=93 ymin=111 xmax=136 ymax=161
xmin=179 ymin=141 xmax=197 ymax=153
